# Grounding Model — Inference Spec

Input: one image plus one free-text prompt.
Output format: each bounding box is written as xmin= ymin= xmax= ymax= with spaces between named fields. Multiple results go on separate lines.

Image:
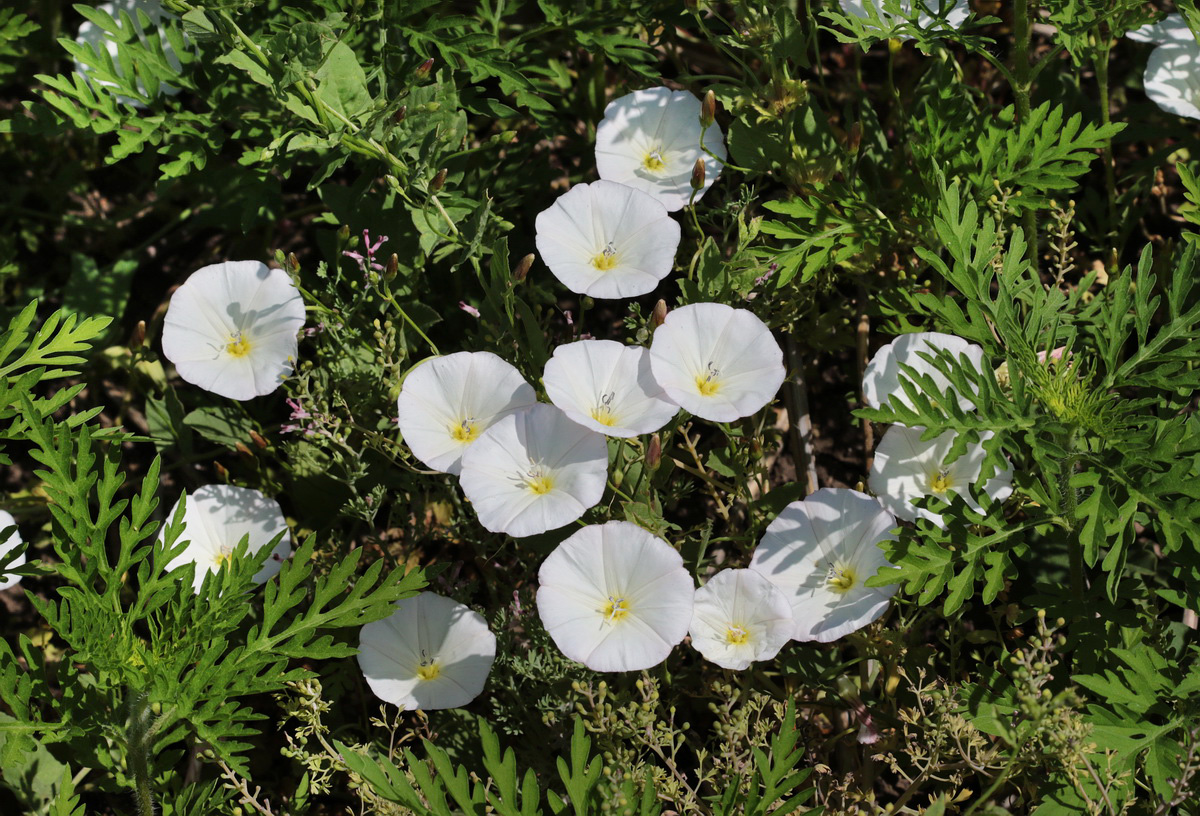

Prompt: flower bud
xmin=651 ymin=299 xmax=668 ymax=328
xmin=416 ymin=57 xmax=434 ymax=79
xmin=235 ymin=442 xmax=253 ymax=457
xmin=385 ymin=253 xmax=399 ymax=279
xmin=646 ymin=433 xmax=662 ymax=470
xmin=393 ymin=105 xmax=407 ymax=123
xmin=700 ymin=90 xmax=716 ymax=128
xmin=430 ymin=168 xmax=447 ymax=193
xmin=287 ymin=252 xmax=300 ymax=274
xmin=214 ymin=462 xmax=229 ymax=481
xmin=131 ymin=320 xmax=146 ymax=349
xmin=337 ymin=224 xmax=350 ymax=241
xmin=690 ymin=158 xmax=706 ymax=191
xmin=846 ymin=121 xmax=862 ymax=155
xmin=513 ymin=253 xmax=534 ymax=283
xmin=249 ymin=430 xmax=269 ymax=449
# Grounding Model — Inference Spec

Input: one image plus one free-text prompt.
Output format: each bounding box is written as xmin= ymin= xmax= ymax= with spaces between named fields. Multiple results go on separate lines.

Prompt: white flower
xmin=161 ymin=261 xmax=306 ymax=401
xmin=750 ymin=488 xmax=899 ymax=643
xmin=162 ymin=484 xmax=291 ymax=594
xmin=459 ymin=404 xmax=609 ymax=538
xmin=74 ymin=0 xmax=183 ymax=105
xmin=1142 ymin=41 xmax=1200 ymax=121
xmin=862 ymin=331 xmax=986 ymax=414
xmin=537 ymin=521 xmax=694 ymax=672
xmin=595 ymin=87 xmax=727 ymax=212
xmin=0 ymin=511 xmax=26 ymax=591
xmin=648 ymin=302 xmax=785 ymax=423
xmin=534 ymin=180 xmax=681 ymax=299
xmin=357 ymin=592 xmax=497 ymax=711
xmin=868 ymin=425 xmax=1013 ymax=526
xmin=543 ymin=340 xmax=678 ymax=437
xmin=838 ymin=0 xmax=969 ymax=33
xmin=688 ymin=569 xmax=793 ymax=670
xmin=397 ymin=351 xmax=538 ymax=475
xmin=1127 ymin=14 xmax=1196 ymax=45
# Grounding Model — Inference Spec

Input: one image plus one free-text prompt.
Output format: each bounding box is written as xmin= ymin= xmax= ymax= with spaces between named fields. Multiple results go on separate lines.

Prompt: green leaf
xmin=315 ymin=41 xmax=371 ymax=119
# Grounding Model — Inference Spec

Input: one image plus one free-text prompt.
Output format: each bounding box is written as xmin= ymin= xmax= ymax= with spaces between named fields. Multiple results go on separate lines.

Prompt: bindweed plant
xmin=2 ymin=0 xmax=1200 ymax=814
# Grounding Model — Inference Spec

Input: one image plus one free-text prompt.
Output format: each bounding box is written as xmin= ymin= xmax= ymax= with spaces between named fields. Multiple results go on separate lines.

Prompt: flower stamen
xmin=695 ymin=360 xmax=721 ymax=396
xmin=590 ymin=392 xmax=618 ymax=426
xmin=523 ymin=465 xmax=555 ymax=495
xmin=642 ymin=149 xmax=666 ymax=172
xmin=725 ymin=624 xmax=750 ymax=645
xmin=929 ymin=468 xmax=954 ymax=494
xmin=226 ymin=331 xmax=252 ymax=358
xmin=591 ymin=241 xmax=619 ymax=271
xmin=450 ymin=417 xmax=479 ymax=443
xmin=416 ymin=653 xmax=441 ymax=681
xmin=602 ymin=595 xmax=630 ymax=623
xmin=827 ymin=564 xmax=856 ymax=593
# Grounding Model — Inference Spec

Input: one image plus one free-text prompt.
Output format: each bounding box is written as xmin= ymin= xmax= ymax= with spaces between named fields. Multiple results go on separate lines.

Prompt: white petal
xmin=397 ymin=351 xmax=538 ymax=475
xmin=869 ymin=426 xmax=1013 ymax=525
xmin=689 ymin=569 xmax=793 ymax=670
xmin=595 ymin=88 xmax=726 ymax=212
xmin=1143 ymin=42 xmax=1200 ymax=121
xmin=162 ymin=261 xmax=305 ymax=401
xmin=750 ymin=488 xmax=898 ymax=642
xmin=838 ymin=0 xmax=969 ymax=34
xmin=862 ymin=332 xmax=985 ymax=413
xmin=544 ymin=340 xmax=678 ymax=437
xmin=794 ymin=586 xmax=893 ymax=643
xmin=459 ymin=404 xmax=608 ymax=537
xmin=649 ymin=303 xmax=785 ymax=422
xmin=357 ymin=592 xmax=497 ymax=710
xmin=0 ymin=510 xmax=26 ymax=591
xmin=535 ymin=180 xmax=681 ymax=298
xmin=160 ymin=484 xmax=291 ymax=593
xmin=537 ymin=521 xmax=693 ymax=672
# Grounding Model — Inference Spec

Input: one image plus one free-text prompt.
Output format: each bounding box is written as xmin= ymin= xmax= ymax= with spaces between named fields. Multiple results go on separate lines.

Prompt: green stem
xmin=1094 ymin=34 xmax=1119 ymax=268
xmin=1060 ymin=451 xmax=1084 ymax=600
xmin=964 ymin=752 xmax=1021 ymax=816
xmin=380 ymin=290 xmax=440 ymax=355
xmin=1012 ymin=0 xmax=1038 ymax=270
xmin=126 ymin=692 xmax=158 ymax=816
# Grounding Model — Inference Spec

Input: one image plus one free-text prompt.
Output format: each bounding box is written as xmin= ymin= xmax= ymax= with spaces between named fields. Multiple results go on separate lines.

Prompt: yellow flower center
xmin=590 ymin=392 xmax=618 ymax=426
xmin=590 ymin=407 xmax=618 ymax=426
xmin=827 ymin=565 xmax=856 ymax=593
xmin=929 ymin=469 xmax=954 ymax=494
xmin=642 ymin=149 xmax=666 ymax=172
xmin=725 ymin=625 xmax=750 ymax=645
xmin=449 ymin=418 xmax=479 ymax=443
xmin=226 ymin=332 xmax=252 ymax=358
xmin=591 ymin=243 xmax=618 ymax=271
xmin=602 ymin=596 xmax=630 ymax=623
xmin=695 ymin=361 xmax=721 ymax=396
xmin=213 ymin=551 xmax=232 ymax=568
xmin=523 ymin=466 xmax=555 ymax=495
xmin=416 ymin=659 xmax=441 ymax=681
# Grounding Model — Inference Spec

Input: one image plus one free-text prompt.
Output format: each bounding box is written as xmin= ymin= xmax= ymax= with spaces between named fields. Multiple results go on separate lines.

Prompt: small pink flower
xmin=343 ymin=229 xmax=389 ymax=274
xmin=286 ymin=398 xmax=311 ymax=421
xmin=459 ymin=301 xmax=481 ymax=318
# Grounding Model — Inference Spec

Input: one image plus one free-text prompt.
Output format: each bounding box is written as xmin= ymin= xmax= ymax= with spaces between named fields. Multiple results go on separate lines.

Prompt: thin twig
xmin=783 ymin=333 xmax=818 ymax=495
xmin=218 ymin=760 xmax=277 ymax=816
xmin=855 ymin=287 xmax=874 ymax=471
